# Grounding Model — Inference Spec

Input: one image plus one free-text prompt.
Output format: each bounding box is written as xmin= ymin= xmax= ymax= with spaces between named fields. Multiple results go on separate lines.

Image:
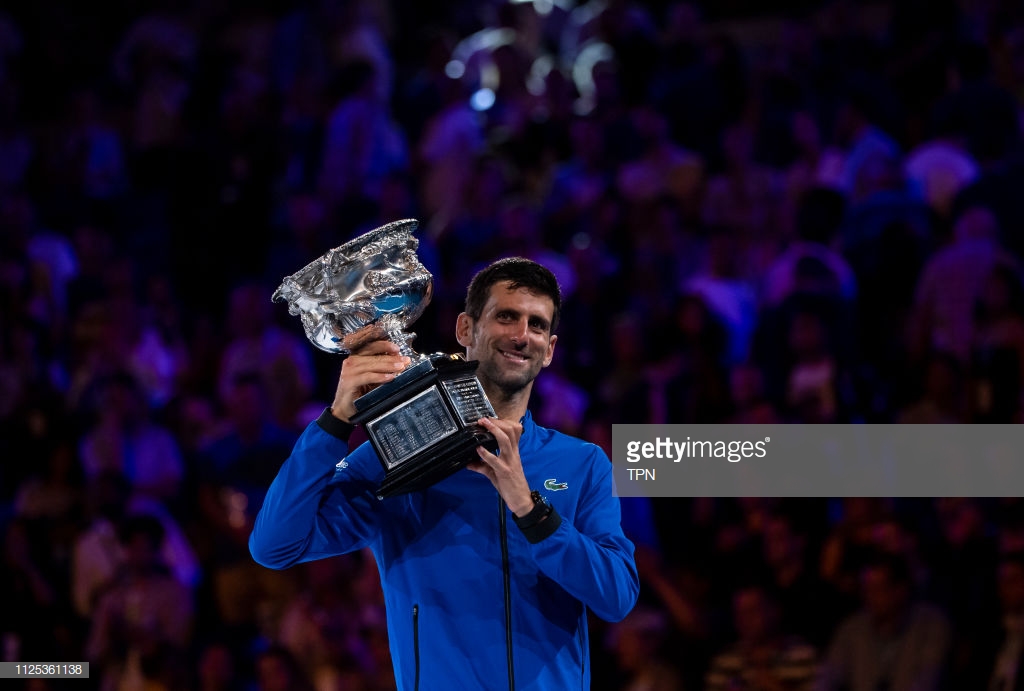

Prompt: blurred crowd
xmin=4 ymin=0 xmax=1024 ymax=688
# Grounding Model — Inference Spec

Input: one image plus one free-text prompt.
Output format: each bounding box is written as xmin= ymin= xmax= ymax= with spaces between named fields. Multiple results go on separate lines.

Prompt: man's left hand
xmin=468 ymin=417 xmax=534 ymax=517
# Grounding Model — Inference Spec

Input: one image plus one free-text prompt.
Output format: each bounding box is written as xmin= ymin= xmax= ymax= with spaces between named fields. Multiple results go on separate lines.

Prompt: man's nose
xmin=509 ymin=319 xmax=529 ymax=344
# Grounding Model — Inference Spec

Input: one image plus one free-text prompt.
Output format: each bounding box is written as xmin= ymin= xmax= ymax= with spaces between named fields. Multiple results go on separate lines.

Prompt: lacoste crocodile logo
xmin=336 ymin=459 xmax=349 ymax=470
xmin=543 ymin=478 xmax=568 ymax=491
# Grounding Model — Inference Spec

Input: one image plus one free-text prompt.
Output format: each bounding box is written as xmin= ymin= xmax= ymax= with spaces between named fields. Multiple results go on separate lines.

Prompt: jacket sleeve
xmin=249 ymin=420 xmax=387 ymax=569
xmin=524 ymin=444 xmax=639 ymax=622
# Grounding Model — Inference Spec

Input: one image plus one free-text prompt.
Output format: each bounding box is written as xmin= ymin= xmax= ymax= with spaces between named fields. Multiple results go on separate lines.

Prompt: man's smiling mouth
xmin=498 ymin=349 xmax=529 ymax=362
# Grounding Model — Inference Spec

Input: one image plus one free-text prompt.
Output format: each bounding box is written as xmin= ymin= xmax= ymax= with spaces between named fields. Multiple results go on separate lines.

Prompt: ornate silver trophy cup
xmin=273 ymin=219 xmax=497 ymax=498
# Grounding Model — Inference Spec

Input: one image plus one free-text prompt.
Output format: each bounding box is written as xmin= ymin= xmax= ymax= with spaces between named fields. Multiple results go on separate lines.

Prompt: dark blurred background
xmin=3 ymin=0 xmax=1024 ymax=689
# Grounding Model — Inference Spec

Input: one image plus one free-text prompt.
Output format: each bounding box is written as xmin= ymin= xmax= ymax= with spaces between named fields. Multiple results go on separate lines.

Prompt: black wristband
xmin=513 ymin=491 xmax=547 ymax=527
xmin=519 ymin=505 xmax=561 ymax=544
xmin=316 ymin=407 xmax=356 ymax=442
xmin=513 ymin=491 xmax=562 ymax=544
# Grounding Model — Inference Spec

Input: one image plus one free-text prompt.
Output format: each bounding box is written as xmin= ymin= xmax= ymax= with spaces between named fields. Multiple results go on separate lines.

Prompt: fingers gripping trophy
xmin=272 ymin=219 xmax=497 ymax=498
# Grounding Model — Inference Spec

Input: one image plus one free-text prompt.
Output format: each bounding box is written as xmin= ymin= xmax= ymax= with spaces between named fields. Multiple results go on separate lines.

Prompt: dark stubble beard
xmin=476 ymin=356 xmax=540 ymax=400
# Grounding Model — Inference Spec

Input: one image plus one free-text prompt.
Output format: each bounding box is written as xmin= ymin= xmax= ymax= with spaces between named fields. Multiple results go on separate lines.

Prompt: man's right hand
xmin=330 ymin=341 xmax=411 ymax=423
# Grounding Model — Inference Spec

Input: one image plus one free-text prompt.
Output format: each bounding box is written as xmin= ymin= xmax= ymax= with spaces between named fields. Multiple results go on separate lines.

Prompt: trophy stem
xmin=380 ymin=314 xmax=424 ymax=363
xmin=395 ymin=334 xmax=422 ymax=361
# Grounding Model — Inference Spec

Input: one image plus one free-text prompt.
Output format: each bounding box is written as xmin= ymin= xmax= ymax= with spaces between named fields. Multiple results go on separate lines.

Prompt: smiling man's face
xmin=458 ymin=281 xmax=557 ymax=398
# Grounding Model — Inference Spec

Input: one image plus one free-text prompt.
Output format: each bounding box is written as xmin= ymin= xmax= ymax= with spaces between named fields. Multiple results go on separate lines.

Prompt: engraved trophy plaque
xmin=272 ymin=219 xmax=497 ymax=498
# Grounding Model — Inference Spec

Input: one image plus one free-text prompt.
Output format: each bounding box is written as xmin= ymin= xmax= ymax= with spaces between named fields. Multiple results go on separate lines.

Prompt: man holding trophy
xmin=250 ymin=220 xmax=638 ymax=690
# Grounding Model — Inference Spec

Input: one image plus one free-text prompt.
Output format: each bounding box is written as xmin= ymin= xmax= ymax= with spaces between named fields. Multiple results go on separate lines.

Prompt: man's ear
xmin=541 ymin=334 xmax=557 ymax=368
xmin=455 ymin=312 xmax=474 ymax=348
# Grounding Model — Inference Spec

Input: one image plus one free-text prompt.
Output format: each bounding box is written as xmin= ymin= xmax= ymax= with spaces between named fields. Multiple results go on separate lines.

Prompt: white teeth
xmin=500 ymin=350 xmax=527 ymax=361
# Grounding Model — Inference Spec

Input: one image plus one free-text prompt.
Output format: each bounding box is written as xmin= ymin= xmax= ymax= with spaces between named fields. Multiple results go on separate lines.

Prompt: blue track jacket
xmin=250 ymin=410 xmax=639 ymax=690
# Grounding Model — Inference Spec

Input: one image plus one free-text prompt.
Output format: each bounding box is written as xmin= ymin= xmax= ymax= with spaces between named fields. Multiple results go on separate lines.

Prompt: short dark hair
xmin=464 ymin=258 xmax=562 ymax=333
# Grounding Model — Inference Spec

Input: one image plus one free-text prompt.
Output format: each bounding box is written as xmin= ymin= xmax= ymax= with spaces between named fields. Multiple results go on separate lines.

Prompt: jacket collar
xmin=518 ymin=410 xmax=541 ymax=455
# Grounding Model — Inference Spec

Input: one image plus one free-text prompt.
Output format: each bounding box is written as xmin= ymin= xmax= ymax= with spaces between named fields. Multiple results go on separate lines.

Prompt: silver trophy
xmin=271 ymin=218 xmax=432 ymax=357
xmin=273 ymin=219 xmax=496 ymax=498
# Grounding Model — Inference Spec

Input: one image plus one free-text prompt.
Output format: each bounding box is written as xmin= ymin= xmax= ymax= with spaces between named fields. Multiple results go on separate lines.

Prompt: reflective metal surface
xmin=366 ymin=386 xmax=459 ymax=469
xmin=272 ymin=218 xmax=432 ymax=356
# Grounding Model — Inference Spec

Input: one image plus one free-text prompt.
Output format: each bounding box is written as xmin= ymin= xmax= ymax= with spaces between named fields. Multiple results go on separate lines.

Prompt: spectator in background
xmin=761 ymin=513 xmax=834 ymax=648
xmin=710 ymin=499 xmax=781 ymax=598
xmin=266 ymin=191 xmax=331 ymax=303
xmin=962 ymin=551 xmax=1024 ymax=690
xmin=492 ymin=199 xmax=576 ymax=300
xmin=86 ymin=515 xmax=193 ymax=691
xmin=617 ymin=105 xmax=702 ymax=207
xmin=114 ymin=8 xmax=197 ymax=159
xmin=998 ymin=502 xmax=1024 ymax=556
xmin=685 ymin=230 xmax=759 ymax=366
xmin=762 ymin=187 xmax=855 ymax=309
xmin=727 ymin=362 xmax=781 ymax=424
xmin=532 ymin=353 xmax=589 ymax=437
xmin=218 ymin=282 xmax=314 ymax=429
xmin=819 ymin=498 xmax=893 ymax=610
xmin=198 ymin=371 xmax=299 ymax=634
xmin=435 ymin=154 xmax=507 ymax=295
xmin=78 ymin=371 xmax=184 ymax=502
xmin=255 ymin=645 xmax=315 ymax=691
xmin=195 ymin=641 xmax=243 ymax=691
xmin=909 ymin=205 xmax=1017 ymax=363
xmin=627 ymin=197 xmax=704 ymax=324
xmin=13 ymin=439 xmax=80 ymax=523
xmin=932 ymin=40 xmax=1020 ymax=166
xmin=897 ymin=350 xmax=968 ymax=423
xmin=72 ymin=470 xmax=200 ymax=620
xmin=1 ymin=192 xmax=77 ymax=330
xmin=929 ymin=498 xmax=998 ymax=647
xmin=64 ymin=260 xmax=146 ymax=414
xmin=904 ymin=110 xmax=979 ymax=219
xmin=64 ymin=224 xmax=114 ymax=324
xmin=606 ymin=606 xmax=685 ymax=691
xmin=598 ymin=311 xmax=655 ymax=424
xmin=128 ymin=274 xmax=190 ymax=409
xmin=416 ymin=66 xmax=484 ymax=226
xmin=64 ymin=86 xmax=128 ymax=202
xmin=781 ymin=306 xmax=852 ymax=423
xmin=544 ymin=115 xmax=615 ymax=249
xmin=705 ymin=584 xmax=818 ymax=691
xmin=0 ymin=71 xmax=33 ymax=194
xmin=816 ymin=554 xmax=951 ymax=691
xmin=0 ymin=518 xmax=61 ymax=661
xmin=657 ymin=293 xmax=732 ymax=424
xmin=970 ymin=263 xmax=1024 ymax=421
xmin=782 ymin=111 xmax=845 ymax=227
xmin=839 ymin=152 xmax=932 ymax=284
xmin=634 ymin=543 xmax=711 ymax=644
xmin=833 ymin=81 xmax=901 ymax=202
xmin=276 ymin=553 xmax=392 ymax=690
xmin=319 ymin=59 xmax=408 ymax=221
xmin=847 ymin=216 xmax=930 ymax=397
xmin=702 ymin=121 xmax=780 ymax=244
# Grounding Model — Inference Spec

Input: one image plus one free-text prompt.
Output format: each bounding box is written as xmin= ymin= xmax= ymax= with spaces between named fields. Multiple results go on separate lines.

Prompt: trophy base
xmin=350 ymin=353 xmax=497 ymax=499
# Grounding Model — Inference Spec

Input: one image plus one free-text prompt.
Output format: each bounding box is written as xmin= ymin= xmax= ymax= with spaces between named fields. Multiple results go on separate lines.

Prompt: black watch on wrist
xmin=513 ymin=490 xmax=551 ymax=529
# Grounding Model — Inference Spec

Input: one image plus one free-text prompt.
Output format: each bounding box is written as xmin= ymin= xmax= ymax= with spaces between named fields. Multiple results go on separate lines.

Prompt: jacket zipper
xmin=578 ymin=618 xmax=586 ymax=689
xmin=413 ymin=604 xmax=420 ymax=691
xmin=499 ymin=496 xmax=515 ymax=690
